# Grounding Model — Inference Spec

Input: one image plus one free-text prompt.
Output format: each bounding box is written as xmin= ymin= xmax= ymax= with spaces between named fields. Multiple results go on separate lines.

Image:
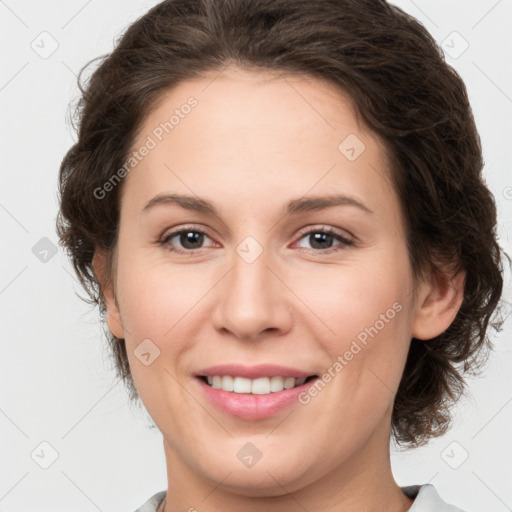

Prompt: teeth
xmin=269 ymin=376 xmax=285 ymax=392
xmin=233 ymin=376 xmax=252 ymax=393
xmin=221 ymin=375 xmax=234 ymax=392
xmin=251 ymin=377 xmax=270 ymax=395
xmin=283 ymin=377 xmax=295 ymax=389
xmin=204 ymin=375 xmax=309 ymax=394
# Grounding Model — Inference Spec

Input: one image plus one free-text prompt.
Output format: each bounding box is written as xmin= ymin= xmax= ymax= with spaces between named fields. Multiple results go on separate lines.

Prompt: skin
xmin=93 ymin=65 xmax=465 ymax=512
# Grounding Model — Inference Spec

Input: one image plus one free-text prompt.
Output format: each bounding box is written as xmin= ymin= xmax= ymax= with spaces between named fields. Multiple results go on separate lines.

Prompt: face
xmin=100 ymin=66 xmax=431 ymax=496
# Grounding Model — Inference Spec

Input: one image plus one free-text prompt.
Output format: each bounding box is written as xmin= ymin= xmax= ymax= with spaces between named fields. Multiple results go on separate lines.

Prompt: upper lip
xmin=196 ymin=364 xmax=316 ymax=379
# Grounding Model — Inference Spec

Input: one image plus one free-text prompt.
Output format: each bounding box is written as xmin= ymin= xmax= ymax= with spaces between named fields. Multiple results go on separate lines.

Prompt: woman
xmin=56 ymin=0 xmax=505 ymax=510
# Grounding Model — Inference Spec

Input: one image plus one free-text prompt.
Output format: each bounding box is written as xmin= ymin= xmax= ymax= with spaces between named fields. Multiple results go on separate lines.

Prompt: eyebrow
xmin=141 ymin=193 xmax=374 ymax=216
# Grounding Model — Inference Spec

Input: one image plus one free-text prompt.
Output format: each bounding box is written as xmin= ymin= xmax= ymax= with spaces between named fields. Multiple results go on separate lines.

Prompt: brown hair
xmin=56 ymin=0 xmax=507 ymax=446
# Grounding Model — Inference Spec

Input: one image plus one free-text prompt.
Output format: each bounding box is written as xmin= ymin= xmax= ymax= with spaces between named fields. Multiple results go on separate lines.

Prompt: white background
xmin=0 ymin=1 xmax=511 ymax=511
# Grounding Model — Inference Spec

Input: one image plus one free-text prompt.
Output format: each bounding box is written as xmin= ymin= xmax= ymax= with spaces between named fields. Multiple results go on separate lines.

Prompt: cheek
xmin=297 ymin=256 xmax=411 ymax=344
xmin=115 ymin=260 xmax=201 ymax=406
xmin=115 ymin=253 xmax=205 ymax=339
xmin=295 ymin=265 xmax=413 ymax=435
xmin=114 ymin=252 xmax=222 ymax=394
xmin=294 ymin=249 xmax=414 ymax=398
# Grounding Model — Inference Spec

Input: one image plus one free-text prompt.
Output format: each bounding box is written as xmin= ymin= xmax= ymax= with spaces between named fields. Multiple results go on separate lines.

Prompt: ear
xmin=92 ymin=249 xmax=125 ymax=339
xmin=411 ymin=267 xmax=466 ymax=340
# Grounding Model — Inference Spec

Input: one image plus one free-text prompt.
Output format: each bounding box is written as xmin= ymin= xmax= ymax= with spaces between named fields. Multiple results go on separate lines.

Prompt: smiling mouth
xmin=198 ymin=375 xmax=318 ymax=394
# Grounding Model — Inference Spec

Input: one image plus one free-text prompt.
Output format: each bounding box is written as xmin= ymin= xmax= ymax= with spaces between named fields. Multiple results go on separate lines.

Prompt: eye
xmin=294 ymin=227 xmax=353 ymax=252
xmin=159 ymin=226 xmax=217 ymax=254
xmin=159 ymin=225 xmax=354 ymax=254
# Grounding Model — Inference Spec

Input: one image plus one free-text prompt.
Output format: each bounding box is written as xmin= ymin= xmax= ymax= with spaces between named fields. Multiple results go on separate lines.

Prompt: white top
xmin=133 ymin=484 xmax=465 ymax=511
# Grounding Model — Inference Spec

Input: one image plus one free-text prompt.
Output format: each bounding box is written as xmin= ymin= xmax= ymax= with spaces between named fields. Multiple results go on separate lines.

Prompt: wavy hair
xmin=56 ymin=0 xmax=507 ymax=446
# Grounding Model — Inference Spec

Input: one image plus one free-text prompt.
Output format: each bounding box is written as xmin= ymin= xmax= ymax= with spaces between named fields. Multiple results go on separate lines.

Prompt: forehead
xmin=122 ymin=66 xmax=397 ymax=218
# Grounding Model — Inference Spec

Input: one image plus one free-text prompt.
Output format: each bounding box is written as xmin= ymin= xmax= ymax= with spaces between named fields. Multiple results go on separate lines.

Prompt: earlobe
xmin=92 ymin=249 xmax=125 ymax=339
xmin=411 ymin=268 xmax=466 ymax=341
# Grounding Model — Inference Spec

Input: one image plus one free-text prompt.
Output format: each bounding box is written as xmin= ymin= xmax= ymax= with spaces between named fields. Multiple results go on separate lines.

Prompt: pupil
xmin=181 ymin=231 xmax=203 ymax=249
xmin=310 ymin=232 xmax=332 ymax=249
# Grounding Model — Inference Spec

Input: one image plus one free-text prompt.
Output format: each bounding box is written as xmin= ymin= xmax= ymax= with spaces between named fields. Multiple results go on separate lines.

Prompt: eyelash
xmin=158 ymin=224 xmax=354 ymax=255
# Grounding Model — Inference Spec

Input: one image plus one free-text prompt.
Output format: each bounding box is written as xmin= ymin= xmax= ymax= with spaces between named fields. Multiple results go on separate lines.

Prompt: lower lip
xmin=197 ymin=378 xmax=317 ymax=420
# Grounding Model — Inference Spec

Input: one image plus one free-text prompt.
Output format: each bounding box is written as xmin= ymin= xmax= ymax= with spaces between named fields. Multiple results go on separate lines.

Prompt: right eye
xmin=159 ymin=226 xmax=218 ymax=254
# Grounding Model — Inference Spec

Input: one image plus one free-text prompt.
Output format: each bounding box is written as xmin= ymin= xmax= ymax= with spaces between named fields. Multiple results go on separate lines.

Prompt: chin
xmin=194 ymin=445 xmax=318 ymax=497
xmin=206 ymin=468 xmax=310 ymax=498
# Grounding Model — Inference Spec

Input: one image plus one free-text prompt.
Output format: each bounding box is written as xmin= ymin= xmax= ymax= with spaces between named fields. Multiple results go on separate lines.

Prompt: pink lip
xmin=194 ymin=364 xmax=318 ymax=421
xmin=196 ymin=378 xmax=317 ymax=420
xmin=195 ymin=363 xmax=314 ymax=379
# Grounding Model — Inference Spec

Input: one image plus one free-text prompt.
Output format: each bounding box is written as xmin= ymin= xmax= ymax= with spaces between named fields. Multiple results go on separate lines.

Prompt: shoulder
xmin=133 ymin=490 xmax=166 ymax=512
xmin=402 ymin=484 xmax=466 ymax=512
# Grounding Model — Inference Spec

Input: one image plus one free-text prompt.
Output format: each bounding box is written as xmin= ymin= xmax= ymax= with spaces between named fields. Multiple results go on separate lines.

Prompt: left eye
xmin=295 ymin=228 xmax=353 ymax=251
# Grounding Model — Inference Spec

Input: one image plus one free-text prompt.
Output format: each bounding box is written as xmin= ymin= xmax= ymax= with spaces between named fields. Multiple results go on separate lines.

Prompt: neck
xmin=160 ymin=421 xmax=413 ymax=512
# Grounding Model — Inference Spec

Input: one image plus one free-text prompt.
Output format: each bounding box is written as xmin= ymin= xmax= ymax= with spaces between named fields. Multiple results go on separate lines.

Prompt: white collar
xmin=402 ymin=484 xmax=465 ymax=511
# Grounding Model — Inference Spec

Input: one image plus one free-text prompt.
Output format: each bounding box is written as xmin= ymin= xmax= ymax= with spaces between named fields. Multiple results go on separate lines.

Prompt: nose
xmin=211 ymin=244 xmax=293 ymax=342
